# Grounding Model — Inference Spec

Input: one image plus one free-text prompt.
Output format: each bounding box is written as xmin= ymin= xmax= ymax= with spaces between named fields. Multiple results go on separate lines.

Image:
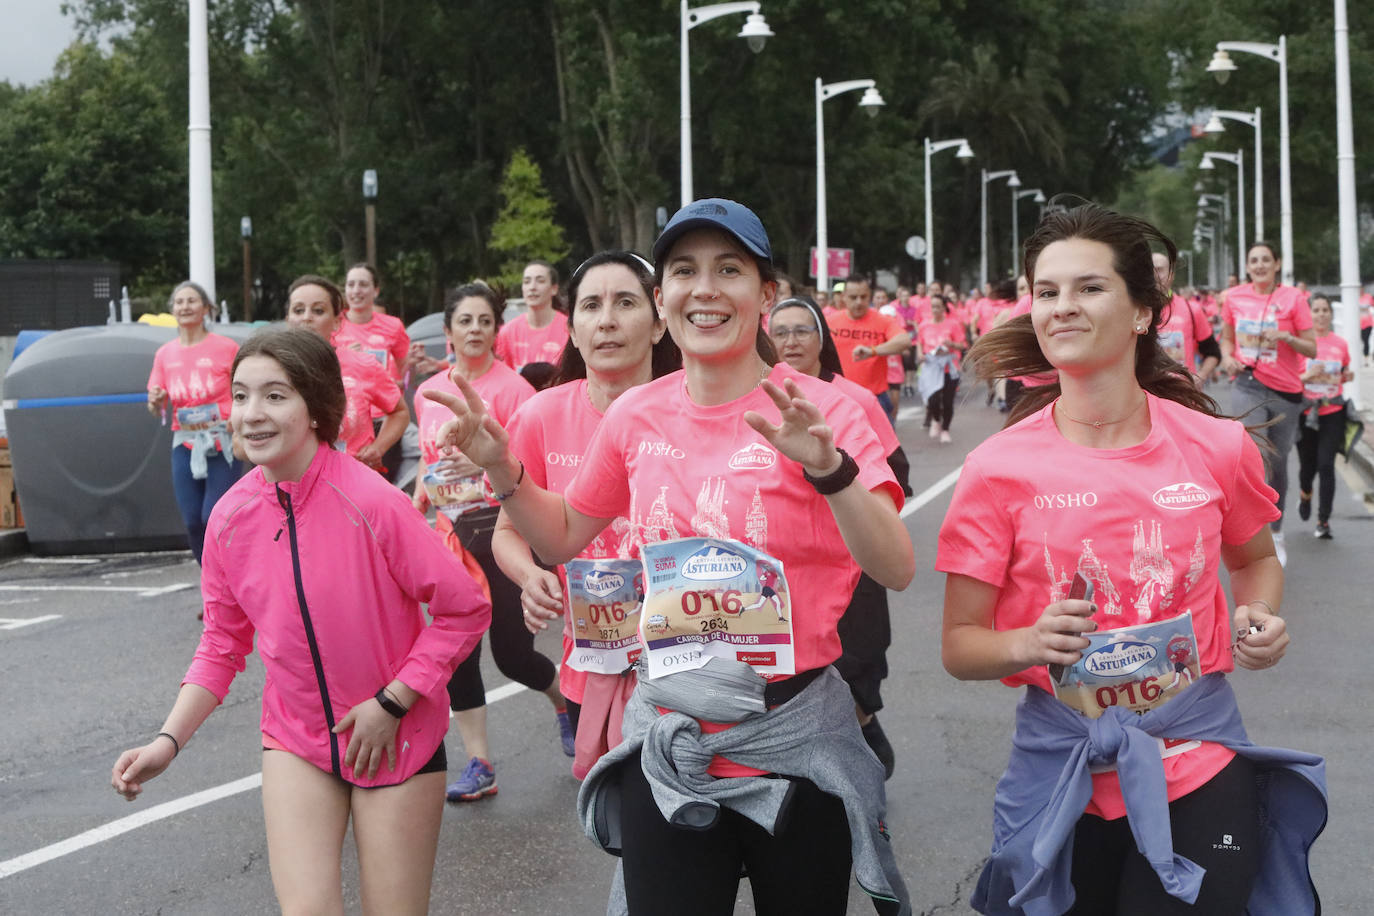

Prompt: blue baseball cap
xmin=652 ymin=198 xmax=772 ymax=266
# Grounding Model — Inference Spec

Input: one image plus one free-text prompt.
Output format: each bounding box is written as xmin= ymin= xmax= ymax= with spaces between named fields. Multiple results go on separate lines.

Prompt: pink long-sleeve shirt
xmin=185 ymin=445 xmax=491 ymax=786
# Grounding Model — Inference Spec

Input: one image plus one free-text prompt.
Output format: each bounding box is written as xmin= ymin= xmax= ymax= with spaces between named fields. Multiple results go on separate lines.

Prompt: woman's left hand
xmin=745 ymin=378 xmax=841 ymax=477
xmin=1232 ymin=601 xmax=1289 ymax=670
xmin=333 ymin=697 xmax=401 ymax=780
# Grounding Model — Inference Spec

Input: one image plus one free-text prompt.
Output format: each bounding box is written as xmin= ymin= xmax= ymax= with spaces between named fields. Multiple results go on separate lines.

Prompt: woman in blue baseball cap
xmin=423 ymin=199 xmax=915 ymax=914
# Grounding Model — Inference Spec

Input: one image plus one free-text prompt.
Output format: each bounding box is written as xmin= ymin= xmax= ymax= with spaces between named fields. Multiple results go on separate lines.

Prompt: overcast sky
xmin=2 ymin=1 xmax=80 ymax=87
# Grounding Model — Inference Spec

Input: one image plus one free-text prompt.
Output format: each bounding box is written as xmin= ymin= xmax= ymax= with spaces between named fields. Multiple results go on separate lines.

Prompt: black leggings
xmin=1297 ymin=409 xmax=1346 ymax=524
xmin=445 ymin=510 xmax=558 ymax=711
xmin=926 ymin=375 xmax=959 ymax=430
xmin=1066 ymin=755 xmax=1260 ymax=915
xmin=618 ymin=750 xmax=853 ymax=915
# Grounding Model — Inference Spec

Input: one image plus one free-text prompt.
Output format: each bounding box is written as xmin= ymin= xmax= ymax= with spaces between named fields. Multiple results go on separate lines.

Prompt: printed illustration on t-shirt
xmin=1043 ymin=524 xmax=1205 ymax=622
xmin=619 ymin=486 xmax=683 ymax=556
xmin=692 ymin=476 xmax=731 ymax=540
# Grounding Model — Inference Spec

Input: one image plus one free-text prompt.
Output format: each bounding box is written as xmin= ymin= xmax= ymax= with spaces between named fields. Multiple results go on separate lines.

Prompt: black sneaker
xmin=1298 ymin=492 xmax=1312 ymax=521
xmin=861 ymin=717 xmax=895 ymax=780
xmin=1315 ymin=522 xmax=1332 ymax=540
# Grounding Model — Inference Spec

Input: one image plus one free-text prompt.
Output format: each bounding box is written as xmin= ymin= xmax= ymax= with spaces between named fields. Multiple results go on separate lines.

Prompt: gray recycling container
xmin=3 ymin=323 xmax=257 ymax=555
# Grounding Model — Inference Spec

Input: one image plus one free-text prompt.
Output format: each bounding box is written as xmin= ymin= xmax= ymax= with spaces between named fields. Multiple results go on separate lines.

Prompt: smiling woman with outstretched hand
xmin=425 ymin=199 xmax=913 ymax=915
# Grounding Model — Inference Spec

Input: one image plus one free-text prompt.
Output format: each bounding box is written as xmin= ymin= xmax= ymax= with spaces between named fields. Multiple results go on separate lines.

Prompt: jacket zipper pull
xmin=274 ymin=529 xmax=282 ymax=542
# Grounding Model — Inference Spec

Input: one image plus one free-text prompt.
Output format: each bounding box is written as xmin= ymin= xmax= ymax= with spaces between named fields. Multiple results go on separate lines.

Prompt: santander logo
xmin=1152 ymin=482 xmax=1210 ymax=511
xmin=728 ymin=443 xmax=777 ymax=470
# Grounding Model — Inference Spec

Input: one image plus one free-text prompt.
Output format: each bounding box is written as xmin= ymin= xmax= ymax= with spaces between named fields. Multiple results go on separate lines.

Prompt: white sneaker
xmin=929 ymin=420 xmax=942 ymax=439
xmin=1272 ymin=530 xmax=1286 ymax=567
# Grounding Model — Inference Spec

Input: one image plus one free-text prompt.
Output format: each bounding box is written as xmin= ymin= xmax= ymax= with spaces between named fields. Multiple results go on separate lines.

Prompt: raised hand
xmin=744 ymin=378 xmax=841 ymax=477
xmin=421 ymin=370 xmax=512 ymax=470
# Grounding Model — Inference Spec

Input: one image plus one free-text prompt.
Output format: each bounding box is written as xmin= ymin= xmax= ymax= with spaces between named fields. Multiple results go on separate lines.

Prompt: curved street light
xmin=981 ymin=169 xmax=1018 ymax=287
xmin=679 ymin=1 xmax=774 ymax=206
xmin=814 ymin=78 xmax=884 ymax=292
xmin=1012 ymin=188 xmax=1045 ymax=275
xmin=923 ymin=138 xmax=974 ymax=288
xmin=1204 ymin=108 xmax=1262 ymax=238
xmin=1206 ymin=37 xmax=1291 ymax=284
xmin=1201 ymin=150 xmax=1245 ymax=284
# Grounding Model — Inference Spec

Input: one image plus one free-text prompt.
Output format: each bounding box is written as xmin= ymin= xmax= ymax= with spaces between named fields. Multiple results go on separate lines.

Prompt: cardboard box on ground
xmin=0 ymin=444 xmax=21 ymax=528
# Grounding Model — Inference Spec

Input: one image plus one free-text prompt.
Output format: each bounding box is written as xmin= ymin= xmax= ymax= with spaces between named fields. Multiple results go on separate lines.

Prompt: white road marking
xmin=0 ymin=583 xmax=195 ymax=598
xmin=901 ymin=465 xmax=962 ymax=518
xmin=22 ymin=557 xmax=101 ymax=565
xmin=0 ymin=615 xmax=62 ymax=630
xmin=0 ymin=677 xmax=536 ymax=880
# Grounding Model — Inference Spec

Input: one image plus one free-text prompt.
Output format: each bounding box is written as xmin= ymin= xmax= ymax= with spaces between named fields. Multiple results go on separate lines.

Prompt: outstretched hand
xmin=744 ymin=378 xmax=841 ymax=476
xmin=421 ymin=370 xmax=511 ymax=469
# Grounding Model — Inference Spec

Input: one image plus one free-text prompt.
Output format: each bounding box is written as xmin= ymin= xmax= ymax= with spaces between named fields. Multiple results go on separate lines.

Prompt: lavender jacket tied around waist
xmin=972 ymin=673 xmax=1326 ymax=916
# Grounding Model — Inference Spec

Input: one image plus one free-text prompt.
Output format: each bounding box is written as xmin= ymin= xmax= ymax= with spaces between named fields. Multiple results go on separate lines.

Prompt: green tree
xmin=488 ymin=148 xmax=571 ymax=289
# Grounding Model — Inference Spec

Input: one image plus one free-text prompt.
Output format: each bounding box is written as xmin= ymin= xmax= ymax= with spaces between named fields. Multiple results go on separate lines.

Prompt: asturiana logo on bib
xmin=1152 ymin=482 xmax=1210 ymax=511
xmin=584 ymin=570 xmax=625 ymax=598
xmin=682 ymin=545 xmax=748 ymax=581
xmin=1083 ymin=641 xmax=1157 ymax=677
xmin=728 ymin=443 xmax=776 ymax=470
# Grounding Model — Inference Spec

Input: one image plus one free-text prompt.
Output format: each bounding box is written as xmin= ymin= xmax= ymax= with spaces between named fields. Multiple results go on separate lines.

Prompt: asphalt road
xmin=1 ymin=384 xmax=1370 ymax=915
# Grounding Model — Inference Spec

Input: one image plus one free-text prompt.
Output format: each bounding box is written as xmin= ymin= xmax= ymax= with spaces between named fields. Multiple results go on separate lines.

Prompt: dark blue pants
xmin=170 ymin=446 xmax=241 ymax=563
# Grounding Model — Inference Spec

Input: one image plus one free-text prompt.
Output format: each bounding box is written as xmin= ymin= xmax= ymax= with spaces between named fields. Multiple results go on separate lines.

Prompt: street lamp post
xmin=1201 ymin=150 xmax=1245 ymax=279
xmin=981 ymin=169 xmax=1019 ymax=288
xmin=923 ymin=138 xmax=974 ymax=289
xmin=1195 ymin=223 xmax=1218 ymax=288
xmin=240 ymin=216 xmax=253 ymax=323
xmin=1334 ymin=0 xmax=1362 ymax=406
xmin=679 ymin=1 xmax=774 ymax=207
xmin=1179 ymin=249 xmax=1194 ymax=289
xmin=814 ymin=78 xmax=885 ymax=293
xmin=1207 ymin=37 xmax=1291 ymax=284
xmin=362 ymin=169 xmax=378 ymax=267
xmin=1204 ymin=108 xmax=1262 ymax=239
xmin=188 ymin=0 xmax=215 ymax=300
xmin=1198 ymin=192 xmax=1230 ymax=277
xmin=1011 ymin=188 xmax=1045 ymax=276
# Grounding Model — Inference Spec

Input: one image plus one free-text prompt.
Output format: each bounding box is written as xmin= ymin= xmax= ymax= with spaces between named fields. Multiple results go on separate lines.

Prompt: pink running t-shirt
xmin=1303 ymin=333 xmax=1350 ymax=416
xmin=335 ymin=311 xmax=411 ymax=382
xmin=495 ymin=310 xmax=570 ymax=371
xmin=1158 ymin=294 xmax=1212 ymax=373
xmin=1221 ymin=284 xmax=1312 ymax=393
xmin=336 ymin=344 xmax=402 ymax=457
xmin=937 ymin=394 xmax=1279 ymax=818
xmin=917 ymin=316 xmax=968 ymax=372
xmin=565 ymin=362 xmax=900 ymax=676
xmin=147 ymin=333 xmax=239 ymax=433
xmin=827 ymin=372 xmax=900 ymax=456
xmin=506 ymin=380 xmax=633 ymax=704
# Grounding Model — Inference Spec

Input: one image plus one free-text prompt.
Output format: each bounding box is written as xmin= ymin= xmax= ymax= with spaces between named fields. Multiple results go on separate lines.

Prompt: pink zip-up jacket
xmin=185 ymin=444 xmax=491 ymax=786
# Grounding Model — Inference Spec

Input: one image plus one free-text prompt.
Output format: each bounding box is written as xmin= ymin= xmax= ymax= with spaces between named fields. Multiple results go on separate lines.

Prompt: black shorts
xmin=262 ymin=741 xmax=447 ymax=786
xmin=761 ymin=586 xmax=777 ymax=599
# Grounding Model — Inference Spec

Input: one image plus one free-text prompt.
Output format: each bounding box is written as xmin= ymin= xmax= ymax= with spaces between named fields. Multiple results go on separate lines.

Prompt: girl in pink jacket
xmin=112 ymin=328 xmax=490 ymax=915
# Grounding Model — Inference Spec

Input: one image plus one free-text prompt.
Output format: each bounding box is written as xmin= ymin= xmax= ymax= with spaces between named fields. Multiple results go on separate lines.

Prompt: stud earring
xmin=310 ymin=420 xmax=318 ymax=428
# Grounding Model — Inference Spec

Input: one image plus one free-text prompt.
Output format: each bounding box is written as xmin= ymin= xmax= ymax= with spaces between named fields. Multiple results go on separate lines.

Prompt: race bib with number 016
xmin=564 ymin=558 xmax=643 ymax=675
xmin=422 ymin=461 xmax=489 ymax=523
xmin=638 ymin=537 xmax=794 ymax=679
xmin=1050 ymin=611 xmax=1202 ymax=719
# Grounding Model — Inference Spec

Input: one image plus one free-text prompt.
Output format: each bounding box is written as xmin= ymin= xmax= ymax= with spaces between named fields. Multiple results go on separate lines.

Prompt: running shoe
xmin=861 ymin=717 xmax=896 ymax=781
xmin=1272 ymin=531 xmax=1287 ymax=567
xmin=939 ymin=430 xmax=952 ymax=444
xmin=557 ymin=710 xmax=575 ymax=757
xmin=1298 ymin=491 xmax=1312 ymax=521
xmin=1315 ymin=522 xmax=1332 ymax=540
xmin=446 ymin=756 xmax=497 ymax=803
xmin=929 ymin=421 xmax=942 ymax=439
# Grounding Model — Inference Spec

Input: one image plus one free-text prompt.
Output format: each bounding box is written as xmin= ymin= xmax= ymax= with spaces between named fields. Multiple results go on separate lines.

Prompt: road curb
xmin=1349 ymin=404 xmax=1374 ymax=499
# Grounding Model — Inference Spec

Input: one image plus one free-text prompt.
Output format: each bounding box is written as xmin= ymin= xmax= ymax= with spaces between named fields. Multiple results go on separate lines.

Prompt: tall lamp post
xmin=679 ymin=1 xmax=774 ymax=206
xmin=188 ymin=0 xmax=215 ymax=300
xmin=1198 ymin=193 xmax=1230 ymax=277
xmin=1334 ymin=0 xmax=1362 ymax=406
xmin=1207 ymin=38 xmax=1291 ymax=284
xmin=1203 ymin=108 xmax=1262 ymax=239
xmin=923 ymin=138 xmax=974 ymax=288
xmin=981 ymin=169 xmax=1019 ymax=288
xmin=814 ymin=78 xmax=885 ymax=293
xmin=240 ymin=217 xmax=253 ymax=322
xmin=1200 ymin=150 xmax=1245 ymax=277
xmin=362 ymin=169 xmax=378 ymax=267
xmin=1011 ymin=188 xmax=1046 ymax=276
xmin=1194 ymin=223 xmax=1218 ymax=289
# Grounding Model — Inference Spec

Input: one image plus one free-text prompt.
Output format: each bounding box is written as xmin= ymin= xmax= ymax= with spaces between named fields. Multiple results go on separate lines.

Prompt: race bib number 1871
xmin=564 ymin=558 xmax=643 ymax=675
xmin=638 ymin=537 xmax=794 ymax=679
